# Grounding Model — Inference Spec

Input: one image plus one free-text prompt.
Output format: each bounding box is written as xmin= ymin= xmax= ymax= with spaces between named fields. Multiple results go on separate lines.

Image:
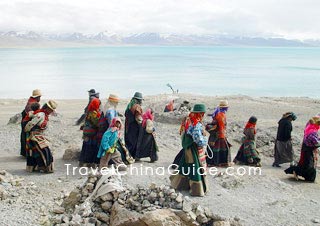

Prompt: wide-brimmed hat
xmin=192 ymin=104 xmax=206 ymax=113
xmin=108 ymin=94 xmax=120 ymax=103
xmin=283 ymin=112 xmax=297 ymax=121
xmin=183 ymin=100 xmax=190 ymax=104
xmin=31 ymin=89 xmax=42 ymax=98
xmin=47 ymin=100 xmax=57 ymax=110
xmin=133 ymin=92 xmax=143 ymax=100
xmin=88 ymin=89 xmax=99 ymax=96
xmin=219 ymin=100 xmax=229 ymax=108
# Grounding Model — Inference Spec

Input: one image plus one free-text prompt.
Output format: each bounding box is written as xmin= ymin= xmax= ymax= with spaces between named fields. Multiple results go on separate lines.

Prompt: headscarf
xmin=212 ymin=106 xmax=228 ymax=119
xmin=109 ymin=117 xmax=123 ymax=137
xmin=25 ymin=97 xmax=40 ymax=113
xmin=126 ymin=98 xmax=139 ymax=111
xmin=245 ymin=120 xmax=257 ymax=134
xmin=88 ymin=98 xmax=101 ymax=118
xmin=304 ymin=116 xmax=320 ymax=139
xmin=185 ymin=112 xmax=204 ymax=130
xmin=142 ymin=108 xmax=154 ymax=127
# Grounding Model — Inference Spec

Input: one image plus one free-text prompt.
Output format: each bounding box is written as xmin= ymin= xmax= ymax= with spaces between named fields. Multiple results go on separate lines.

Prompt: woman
xmin=24 ymin=100 xmax=57 ymax=173
xmin=98 ymin=117 xmax=127 ymax=171
xmin=136 ymin=108 xmax=159 ymax=162
xmin=285 ymin=116 xmax=320 ymax=182
xmin=164 ymin=100 xmax=175 ymax=112
xmin=125 ymin=92 xmax=143 ymax=159
xmin=206 ymin=100 xmax=232 ymax=167
xmin=171 ymin=113 xmax=193 ymax=168
xmin=97 ymin=94 xmax=120 ymax=145
xmin=79 ymin=98 xmax=101 ymax=167
xmin=234 ymin=116 xmax=261 ymax=167
xmin=20 ymin=89 xmax=42 ymax=157
xmin=170 ymin=104 xmax=208 ymax=197
xmin=273 ymin=112 xmax=297 ymax=167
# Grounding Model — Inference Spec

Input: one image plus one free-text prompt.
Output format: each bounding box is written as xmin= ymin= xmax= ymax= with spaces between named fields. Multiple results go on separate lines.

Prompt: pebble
xmin=312 ymin=219 xmax=320 ymax=223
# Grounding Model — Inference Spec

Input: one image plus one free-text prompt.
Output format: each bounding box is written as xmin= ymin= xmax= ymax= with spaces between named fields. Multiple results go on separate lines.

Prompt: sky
xmin=0 ymin=0 xmax=319 ymax=39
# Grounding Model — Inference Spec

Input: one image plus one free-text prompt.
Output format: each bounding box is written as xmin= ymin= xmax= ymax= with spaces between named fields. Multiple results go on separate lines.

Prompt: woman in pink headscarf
xmin=97 ymin=117 xmax=128 ymax=171
xmin=136 ymin=108 xmax=158 ymax=162
xmin=285 ymin=116 xmax=320 ymax=182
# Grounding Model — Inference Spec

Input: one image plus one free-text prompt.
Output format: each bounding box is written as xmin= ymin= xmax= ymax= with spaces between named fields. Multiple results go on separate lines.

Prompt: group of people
xmin=78 ymin=91 xmax=158 ymax=171
xmin=171 ymin=100 xmax=319 ymax=197
xmin=19 ymin=89 xmax=319 ymax=197
xmin=20 ymin=89 xmax=57 ymax=173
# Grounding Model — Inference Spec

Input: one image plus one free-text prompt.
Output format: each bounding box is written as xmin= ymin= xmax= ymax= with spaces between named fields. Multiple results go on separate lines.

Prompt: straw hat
xmin=219 ymin=100 xmax=229 ymax=108
xmin=108 ymin=94 xmax=120 ymax=103
xmin=47 ymin=100 xmax=57 ymax=110
xmin=310 ymin=116 xmax=320 ymax=125
xmin=31 ymin=89 xmax=42 ymax=98
xmin=192 ymin=104 xmax=206 ymax=113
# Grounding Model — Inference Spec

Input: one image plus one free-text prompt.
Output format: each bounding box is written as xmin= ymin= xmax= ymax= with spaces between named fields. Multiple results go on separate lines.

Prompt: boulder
xmin=110 ymin=203 xmax=146 ymax=226
xmin=62 ymin=188 xmax=82 ymax=210
xmin=63 ymin=148 xmax=81 ymax=161
xmin=141 ymin=209 xmax=183 ymax=226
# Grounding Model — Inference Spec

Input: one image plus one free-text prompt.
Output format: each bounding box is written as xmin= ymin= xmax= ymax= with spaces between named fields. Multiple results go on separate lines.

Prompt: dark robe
xmin=285 ymin=144 xmax=318 ymax=182
xmin=20 ymin=97 xmax=39 ymax=157
xmin=124 ymin=104 xmax=142 ymax=158
xmin=136 ymin=128 xmax=158 ymax=161
xmin=274 ymin=118 xmax=294 ymax=164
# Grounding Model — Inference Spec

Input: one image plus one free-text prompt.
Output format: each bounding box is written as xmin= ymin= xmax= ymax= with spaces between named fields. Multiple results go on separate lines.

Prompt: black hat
xmin=183 ymin=100 xmax=190 ymax=104
xmin=88 ymin=89 xmax=96 ymax=93
xmin=249 ymin=116 xmax=257 ymax=124
xmin=133 ymin=92 xmax=143 ymax=100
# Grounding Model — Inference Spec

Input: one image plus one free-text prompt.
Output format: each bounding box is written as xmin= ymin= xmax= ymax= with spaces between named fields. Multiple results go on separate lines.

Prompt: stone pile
xmin=0 ymin=170 xmax=27 ymax=201
xmin=52 ymin=174 xmax=242 ymax=226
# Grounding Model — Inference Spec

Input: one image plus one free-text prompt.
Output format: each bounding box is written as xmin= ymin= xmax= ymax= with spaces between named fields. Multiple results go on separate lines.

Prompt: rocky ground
xmin=0 ymin=94 xmax=320 ymax=226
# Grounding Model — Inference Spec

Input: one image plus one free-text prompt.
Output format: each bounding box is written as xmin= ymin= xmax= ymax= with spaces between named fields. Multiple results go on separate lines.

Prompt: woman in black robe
xmin=136 ymin=109 xmax=158 ymax=162
xmin=124 ymin=92 xmax=143 ymax=159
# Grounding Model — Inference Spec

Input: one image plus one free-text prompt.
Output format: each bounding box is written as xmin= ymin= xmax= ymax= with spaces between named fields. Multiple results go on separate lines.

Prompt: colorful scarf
xmin=25 ymin=97 xmax=39 ymax=113
xmin=304 ymin=122 xmax=320 ymax=139
xmin=142 ymin=109 xmax=154 ymax=128
xmin=88 ymin=98 xmax=101 ymax=118
xmin=212 ymin=106 xmax=228 ymax=119
xmin=185 ymin=112 xmax=204 ymax=131
xmin=126 ymin=98 xmax=138 ymax=111
xmin=109 ymin=117 xmax=122 ymax=137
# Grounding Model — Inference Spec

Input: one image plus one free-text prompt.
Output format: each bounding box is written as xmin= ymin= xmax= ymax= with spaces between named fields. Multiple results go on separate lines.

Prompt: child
xmin=97 ymin=117 xmax=127 ymax=171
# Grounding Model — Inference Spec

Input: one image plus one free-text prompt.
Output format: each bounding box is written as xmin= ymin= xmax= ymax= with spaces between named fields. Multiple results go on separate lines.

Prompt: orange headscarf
xmin=88 ymin=98 xmax=101 ymax=118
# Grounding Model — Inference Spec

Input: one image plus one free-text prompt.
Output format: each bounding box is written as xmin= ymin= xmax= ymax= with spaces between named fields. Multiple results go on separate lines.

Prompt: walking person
xmin=79 ymin=98 xmax=101 ymax=167
xmin=234 ymin=116 xmax=261 ymax=167
xmin=285 ymin=116 xmax=320 ymax=182
xmin=206 ymin=100 xmax=232 ymax=167
xmin=24 ymin=100 xmax=57 ymax=173
xmin=124 ymin=92 xmax=144 ymax=159
xmin=20 ymin=89 xmax=42 ymax=157
xmin=273 ymin=112 xmax=297 ymax=167
xmin=170 ymin=104 xmax=208 ymax=197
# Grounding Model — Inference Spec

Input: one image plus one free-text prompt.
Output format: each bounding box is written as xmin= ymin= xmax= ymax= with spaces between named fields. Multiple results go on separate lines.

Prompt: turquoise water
xmin=0 ymin=46 xmax=319 ymax=99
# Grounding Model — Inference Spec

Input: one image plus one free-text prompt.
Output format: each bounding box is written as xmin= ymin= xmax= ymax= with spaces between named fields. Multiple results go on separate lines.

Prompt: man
xmin=20 ymin=89 xmax=42 ymax=157
xmin=273 ymin=112 xmax=297 ymax=167
xmin=76 ymin=89 xmax=100 ymax=125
